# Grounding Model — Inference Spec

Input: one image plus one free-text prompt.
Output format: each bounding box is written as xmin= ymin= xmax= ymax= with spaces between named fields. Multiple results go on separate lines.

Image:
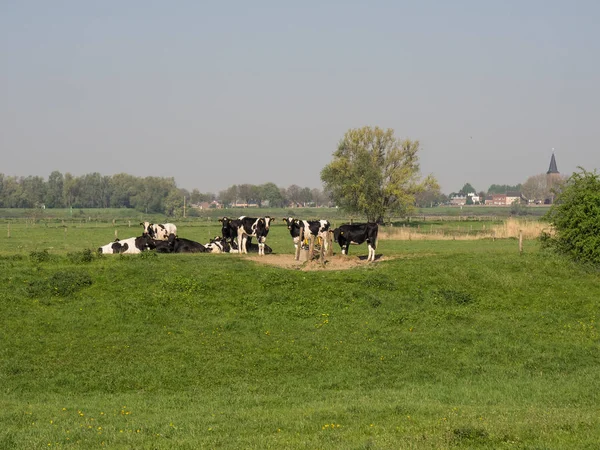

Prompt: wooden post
xmin=319 ymin=236 xmax=325 ymax=266
xmin=308 ymin=234 xmax=315 ymax=261
xmin=326 ymin=231 xmax=333 ymax=257
xmin=115 ymin=229 xmax=118 ymax=240
xmin=295 ymin=227 xmax=304 ymax=261
xmin=519 ymin=231 xmax=523 ymax=255
xmin=128 ymin=220 xmax=131 ymax=228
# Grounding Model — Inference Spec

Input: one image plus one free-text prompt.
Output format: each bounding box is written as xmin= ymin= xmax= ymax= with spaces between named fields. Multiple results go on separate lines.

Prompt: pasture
xmin=1 ymin=210 xmax=599 ymax=449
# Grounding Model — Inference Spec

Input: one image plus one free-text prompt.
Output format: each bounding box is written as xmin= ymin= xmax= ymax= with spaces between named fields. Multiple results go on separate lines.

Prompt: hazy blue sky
xmin=1 ymin=1 xmax=598 ymax=195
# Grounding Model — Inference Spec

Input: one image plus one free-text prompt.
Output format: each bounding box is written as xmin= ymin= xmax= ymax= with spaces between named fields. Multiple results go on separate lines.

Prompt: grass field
xmin=1 ymin=211 xmax=598 ymax=449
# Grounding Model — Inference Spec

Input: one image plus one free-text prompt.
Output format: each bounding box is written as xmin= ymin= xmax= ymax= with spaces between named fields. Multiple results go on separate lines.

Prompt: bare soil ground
xmin=244 ymin=253 xmax=389 ymax=271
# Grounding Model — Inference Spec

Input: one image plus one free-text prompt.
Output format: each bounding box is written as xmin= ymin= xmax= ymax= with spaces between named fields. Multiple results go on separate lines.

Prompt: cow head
xmin=282 ymin=217 xmax=295 ymax=229
xmin=140 ymin=221 xmax=152 ymax=236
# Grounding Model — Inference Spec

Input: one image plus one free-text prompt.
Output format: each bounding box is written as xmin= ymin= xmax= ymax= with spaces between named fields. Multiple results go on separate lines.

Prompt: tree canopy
xmin=542 ymin=168 xmax=600 ymax=266
xmin=320 ymin=126 xmax=438 ymax=222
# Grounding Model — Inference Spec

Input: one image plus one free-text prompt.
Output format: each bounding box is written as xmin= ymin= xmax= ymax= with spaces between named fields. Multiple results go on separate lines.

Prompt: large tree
xmin=320 ymin=126 xmax=437 ymax=222
xmin=543 ymin=168 xmax=600 ymax=266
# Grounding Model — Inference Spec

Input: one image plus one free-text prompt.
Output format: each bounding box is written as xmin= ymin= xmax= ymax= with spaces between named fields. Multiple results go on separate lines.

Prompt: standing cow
xmin=282 ymin=217 xmax=331 ymax=253
xmin=332 ymin=223 xmax=379 ymax=262
xmin=237 ymin=216 xmax=272 ymax=256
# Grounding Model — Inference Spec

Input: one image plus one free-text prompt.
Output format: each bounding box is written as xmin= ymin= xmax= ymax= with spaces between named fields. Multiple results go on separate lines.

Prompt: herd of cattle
xmin=97 ymin=217 xmax=379 ymax=262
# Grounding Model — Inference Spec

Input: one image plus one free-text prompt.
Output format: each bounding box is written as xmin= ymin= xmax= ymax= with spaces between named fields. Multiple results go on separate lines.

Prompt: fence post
xmin=295 ymin=227 xmax=303 ymax=261
xmin=308 ymin=234 xmax=315 ymax=261
xmin=519 ymin=231 xmax=523 ymax=255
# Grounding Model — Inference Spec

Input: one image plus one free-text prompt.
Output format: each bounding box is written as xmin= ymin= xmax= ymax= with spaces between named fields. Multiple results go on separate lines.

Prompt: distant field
xmin=3 ymin=207 xmax=597 ymax=449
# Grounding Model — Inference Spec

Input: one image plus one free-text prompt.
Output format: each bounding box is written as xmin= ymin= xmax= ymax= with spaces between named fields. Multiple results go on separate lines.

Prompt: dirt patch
xmin=243 ymin=253 xmax=390 ymax=271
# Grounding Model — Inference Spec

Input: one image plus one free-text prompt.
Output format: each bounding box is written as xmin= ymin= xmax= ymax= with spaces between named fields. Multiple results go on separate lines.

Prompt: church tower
xmin=546 ymin=152 xmax=561 ymax=204
xmin=547 ymin=152 xmax=559 ymax=175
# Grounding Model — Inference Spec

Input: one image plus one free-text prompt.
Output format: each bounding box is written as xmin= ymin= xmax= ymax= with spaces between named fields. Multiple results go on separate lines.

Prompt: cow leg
xmin=237 ymin=229 xmax=246 ymax=254
xmin=368 ymin=243 xmax=375 ymax=262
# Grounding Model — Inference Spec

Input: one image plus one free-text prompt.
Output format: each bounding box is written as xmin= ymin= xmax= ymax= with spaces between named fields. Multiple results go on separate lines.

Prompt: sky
xmin=1 ymin=0 xmax=599 ymax=195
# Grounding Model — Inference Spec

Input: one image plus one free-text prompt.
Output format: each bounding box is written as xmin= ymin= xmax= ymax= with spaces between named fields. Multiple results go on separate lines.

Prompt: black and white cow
xmin=148 ymin=233 xmax=209 ymax=253
xmin=282 ymin=217 xmax=331 ymax=252
xmin=218 ymin=217 xmax=243 ymax=245
xmin=97 ymin=236 xmax=153 ymax=254
xmin=205 ymin=236 xmax=273 ymax=254
xmin=140 ymin=221 xmax=177 ymax=240
xmin=205 ymin=236 xmax=235 ymax=253
xmin=332 ymin=223 xmax=379 ymax=262
xmin=237 ymin=216 xmax=272 ymax=255
xmin=168 ymin=236 xmax=209 ymax=253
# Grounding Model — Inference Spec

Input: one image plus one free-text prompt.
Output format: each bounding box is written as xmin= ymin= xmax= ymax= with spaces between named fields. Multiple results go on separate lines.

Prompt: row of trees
xmin=0 ymin=172 xmax=327 ymax=215
xmin=217 ymin=183 xmax=330 ymax=208
xmin=451 ymin=174 xmax=565 ymax=205
xmin=3 ymin=125 xmax=564 ymax=222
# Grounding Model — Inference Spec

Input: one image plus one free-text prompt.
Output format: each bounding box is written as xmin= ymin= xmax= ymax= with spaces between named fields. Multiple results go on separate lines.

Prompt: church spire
xmin=547 ymin=152 xmax=559 ymax=174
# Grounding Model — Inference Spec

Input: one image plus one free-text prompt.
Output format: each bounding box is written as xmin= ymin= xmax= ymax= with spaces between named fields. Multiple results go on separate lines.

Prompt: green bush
xmin=543 ymin=168 xmax=600 ymax=266
xmin=29 ymin=249 xmax=55 ymax=263
xmin=26 ymin=270 xmax=93 ymax=298
xmin=66 ymin=248 xmax=95 ymax=264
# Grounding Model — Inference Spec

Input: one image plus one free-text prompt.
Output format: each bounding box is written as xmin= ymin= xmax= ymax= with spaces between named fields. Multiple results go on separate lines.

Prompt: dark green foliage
xmin=453 ymin=426 xmax=489 ymax=442
xmin=66 ymin=248 xmax=95 ymax=263
xmin=433 ymin=288 xmax=476 ymax=305
xmin=29 ymin=249 xmax=54 ymax=263
xmin=543 ymin=168 xmax=600 ymax=266
xmin=26 ymin=270 xmax=93 ymax=297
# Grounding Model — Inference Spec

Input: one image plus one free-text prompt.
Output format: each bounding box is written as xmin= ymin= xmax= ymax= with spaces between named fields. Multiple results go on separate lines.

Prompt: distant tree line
xmin=0 ymin=171 xmax=330 ymax=216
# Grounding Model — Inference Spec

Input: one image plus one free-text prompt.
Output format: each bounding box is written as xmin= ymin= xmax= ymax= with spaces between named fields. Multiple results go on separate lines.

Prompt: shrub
xmin=543 ymin=168 xmax=600 ymax=266
xmin=66 ymin=249 xmax=95 ymax=264
xmin=26 ymin=270 xmax=93 ymax=298
xmin=29 ymin=249 xmax=55 ymax=263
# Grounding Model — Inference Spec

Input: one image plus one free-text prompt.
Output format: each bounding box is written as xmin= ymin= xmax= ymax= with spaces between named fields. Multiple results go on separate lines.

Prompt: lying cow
xmin=140 ymin=221 xmax=177 ymax=240
xmin=143 ymin=234 xmax=209 ymax=253
xmin=97 ymin=236 xmax=153 ymax=254
xmin=205 ymin=236 xmax=272 ymax=254
xmin=282 ymin=217 xmax=331 ymax=252
xmin=205 ymin=236 xmax=235 ymax=253
xmin=332 ymin=223 xmax=379 ymax=262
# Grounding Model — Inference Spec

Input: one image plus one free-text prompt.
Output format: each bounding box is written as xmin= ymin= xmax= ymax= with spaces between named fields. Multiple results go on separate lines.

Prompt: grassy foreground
xmin=0 ymin=226 xmax=599 ymax=448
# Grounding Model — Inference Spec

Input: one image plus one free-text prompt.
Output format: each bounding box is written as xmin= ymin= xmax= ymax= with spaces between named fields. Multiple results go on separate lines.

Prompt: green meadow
xmin=1 ymin=210 xmax=599 ymax=449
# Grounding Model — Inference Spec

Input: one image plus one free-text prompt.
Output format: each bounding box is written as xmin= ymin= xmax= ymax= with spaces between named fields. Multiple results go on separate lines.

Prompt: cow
xmin=97 ymin=236 xmax=153 ymax=254
xmin=282 ymin=217 xmax=331 ymax=252
xmin=204 ymin=236 xmax=236 ymax=253
xmin=332 ymin=223 xmax=379 ymax=262
xmin=205 ymin=235 xmax=272 ymax=254
xmin=145 ymin=233 xmax=209 ymax=253
xmin=237 ymin=216 xmax=272 ymax=255
xmin=169 ymin=236 xmax=209 ymax=253
xmin=140 ymin=221 xmax=177 ymax=240
xmin=218 ymin=217 xmax=242 ymax=246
